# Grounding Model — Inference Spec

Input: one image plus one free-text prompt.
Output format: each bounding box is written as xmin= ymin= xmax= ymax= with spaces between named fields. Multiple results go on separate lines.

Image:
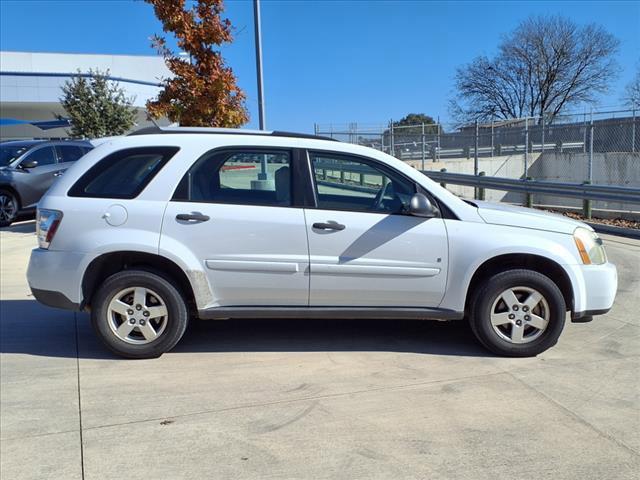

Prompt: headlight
xmin=573 ymin=227 xmax=606 ymax=265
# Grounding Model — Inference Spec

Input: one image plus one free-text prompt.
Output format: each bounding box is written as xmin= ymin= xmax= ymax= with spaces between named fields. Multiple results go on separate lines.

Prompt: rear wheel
xmin=469 ymin=269 xmax=566 ymax=357
xmin=91 ymin=270 xmax=189 ymax=359
xmin=0 ymin=189 xmax=19 ymax=227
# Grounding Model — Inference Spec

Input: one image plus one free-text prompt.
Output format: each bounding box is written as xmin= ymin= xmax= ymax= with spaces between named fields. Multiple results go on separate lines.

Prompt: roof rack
xmin=127 ymin=125 xmax=338 ymax=142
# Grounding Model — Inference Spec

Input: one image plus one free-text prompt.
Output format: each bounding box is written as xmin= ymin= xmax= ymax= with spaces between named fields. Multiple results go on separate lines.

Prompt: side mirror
xmin=20 ymin=159 xmax=38 ymax=169
xmin=408 ymin=193 xmax=439 ymax=218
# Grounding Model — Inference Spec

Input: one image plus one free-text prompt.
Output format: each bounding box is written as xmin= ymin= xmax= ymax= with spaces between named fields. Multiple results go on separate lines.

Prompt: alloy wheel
xmin=107 ymin=287 xmax=168 ymax=345
xmin=0 ymin=193 xmax=17 ymax=224
xmin=490 ymin=286 xmax=550 ymax=344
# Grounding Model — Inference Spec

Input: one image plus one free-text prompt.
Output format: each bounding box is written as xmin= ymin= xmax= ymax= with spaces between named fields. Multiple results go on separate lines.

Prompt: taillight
xmin=37 ymin=209 xmax=63 ymax=249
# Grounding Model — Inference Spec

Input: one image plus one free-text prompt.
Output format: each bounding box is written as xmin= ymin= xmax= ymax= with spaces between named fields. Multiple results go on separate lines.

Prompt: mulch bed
xmin=541 ymin=209 xmax=640 ymax=230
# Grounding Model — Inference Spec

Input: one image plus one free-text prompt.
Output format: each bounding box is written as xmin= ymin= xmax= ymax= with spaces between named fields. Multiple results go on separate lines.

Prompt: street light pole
xmin=251 ymin=0 xmax=272 ymax=188
xmin=253 ymin=0 xmax=266 ymax=130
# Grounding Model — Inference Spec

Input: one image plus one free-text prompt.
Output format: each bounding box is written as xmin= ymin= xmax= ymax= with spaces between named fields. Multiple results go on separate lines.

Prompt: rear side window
xmin=173 ymin=149 xmax=292 ymax=207
xmin=56 ymin=145 xmax=89 ymax=163
xmin=69 ymin=147 xmax=179 ymax=199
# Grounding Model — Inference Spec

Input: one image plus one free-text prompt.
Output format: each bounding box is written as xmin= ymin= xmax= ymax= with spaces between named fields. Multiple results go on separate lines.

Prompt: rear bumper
xmin=27 ymin=248 xmax=85 ymax=310
xmin=31 ymin=288 xmax=79 ymax=310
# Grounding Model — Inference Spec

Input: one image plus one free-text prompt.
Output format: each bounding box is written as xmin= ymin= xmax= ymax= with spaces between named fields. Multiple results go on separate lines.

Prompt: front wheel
xmin=469 ymin=269 xmax=566 ymax=357
xmin=91 ymin=270 xmax=189 ymax=359
xmin=0 ymin=189 xmax=19 ymax=227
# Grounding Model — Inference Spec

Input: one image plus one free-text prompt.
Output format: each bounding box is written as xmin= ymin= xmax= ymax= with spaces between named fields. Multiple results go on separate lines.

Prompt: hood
xmin=473 ymin=200 xmax=590 ymax=235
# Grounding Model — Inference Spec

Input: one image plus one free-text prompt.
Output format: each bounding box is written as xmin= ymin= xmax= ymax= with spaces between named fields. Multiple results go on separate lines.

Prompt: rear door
xmin=55 ymin=144 xmax=90 ymax=173
xmin=304 ymin=151 xmax=449 ymax=307
xmin=160 ymin=148 xmax=310 ymax=307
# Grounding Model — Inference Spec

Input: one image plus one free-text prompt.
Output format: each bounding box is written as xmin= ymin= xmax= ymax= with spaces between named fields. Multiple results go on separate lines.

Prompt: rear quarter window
xmin=68 ymin=146 xmax=179 ymax=199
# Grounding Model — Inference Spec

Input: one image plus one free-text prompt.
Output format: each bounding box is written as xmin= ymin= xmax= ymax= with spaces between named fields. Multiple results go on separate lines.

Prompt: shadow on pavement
xmin=0 ymin=219 xmax=36 ymax=233
xmin=179 ymin=317 xmax=489 ymax=358
xmin=0 ymin=299 xmax=490 ymax=359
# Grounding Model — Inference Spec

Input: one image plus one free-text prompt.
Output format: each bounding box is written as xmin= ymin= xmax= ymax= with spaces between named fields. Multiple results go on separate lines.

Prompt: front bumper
xmin=27 ymin=248 xmax=86 ymax=311
xmin=571 ymin=261 xmax=617 ymax=320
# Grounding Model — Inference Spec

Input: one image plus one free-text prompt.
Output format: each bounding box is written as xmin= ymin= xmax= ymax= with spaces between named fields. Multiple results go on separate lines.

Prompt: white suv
xmin=27 ymin=128 xmax=618 ymax=358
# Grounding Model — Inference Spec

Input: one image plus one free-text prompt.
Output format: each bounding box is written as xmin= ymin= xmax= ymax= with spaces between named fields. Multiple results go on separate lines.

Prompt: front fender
xmin=439 ymin=220 xmax=583 ymax=312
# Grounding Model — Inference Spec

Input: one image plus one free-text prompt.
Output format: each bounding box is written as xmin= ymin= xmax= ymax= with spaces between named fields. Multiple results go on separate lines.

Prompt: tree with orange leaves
xmin=145 ymin=0 xmax=249 ymax=127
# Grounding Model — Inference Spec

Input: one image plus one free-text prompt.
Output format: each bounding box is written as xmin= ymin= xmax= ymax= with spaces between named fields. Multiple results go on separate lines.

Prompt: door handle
xmin=312 ymin=222 xmax=345 ymax=231
xmin=53 ymin=171 xmax=64 ymax=177
xmin=176 ymin=213 xmax=210 ymax=222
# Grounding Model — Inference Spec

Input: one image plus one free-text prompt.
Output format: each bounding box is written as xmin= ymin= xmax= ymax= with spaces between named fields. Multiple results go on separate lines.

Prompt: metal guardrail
xmin=399 ymin=142 xmax=585 ymax=160
xmin=317 ymin=180 xmax=378 ymax=194
xmin=315 ymin=161 xmax=373 ymax=174
xmin=422 ymin=170 xmax=640 ymax=204
xmin=314 ymin=161 xmax=380 ymax=194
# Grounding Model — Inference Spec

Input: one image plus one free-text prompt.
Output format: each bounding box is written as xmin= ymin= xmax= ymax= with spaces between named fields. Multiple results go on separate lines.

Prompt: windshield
xmin=0 ymin=144 xmax=32 ymax=167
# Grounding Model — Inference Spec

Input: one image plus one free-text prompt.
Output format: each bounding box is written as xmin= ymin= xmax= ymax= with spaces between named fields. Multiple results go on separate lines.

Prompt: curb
xmin=587 ymin=222 xmax=640 ymax=240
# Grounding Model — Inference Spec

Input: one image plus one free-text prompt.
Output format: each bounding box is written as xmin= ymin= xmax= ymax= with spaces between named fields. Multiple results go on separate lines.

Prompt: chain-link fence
xmin=315 ymin=109 xmax=640 ymax=219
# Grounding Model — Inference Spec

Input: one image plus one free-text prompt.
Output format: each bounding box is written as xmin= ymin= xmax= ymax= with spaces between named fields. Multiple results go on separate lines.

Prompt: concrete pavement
xmin=1 ymin=221 xmax=639 ymax=479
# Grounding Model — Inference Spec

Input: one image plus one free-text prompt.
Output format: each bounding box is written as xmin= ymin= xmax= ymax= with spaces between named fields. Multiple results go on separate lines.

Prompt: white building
xmin=0 ymin=51 xmax=170 ymax=139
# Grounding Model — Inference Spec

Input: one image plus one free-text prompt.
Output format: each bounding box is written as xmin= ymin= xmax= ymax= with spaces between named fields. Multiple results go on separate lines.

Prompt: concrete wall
xmin=528 ymin=152 xmax=640 ymax=215
xmin=408 ymin=153 xmax=540 ymax=204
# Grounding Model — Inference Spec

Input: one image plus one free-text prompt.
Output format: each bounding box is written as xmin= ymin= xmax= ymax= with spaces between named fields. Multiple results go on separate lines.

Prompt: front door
xmin=304 ymin=151 xmax=448 ymax=307
xmin=17 ymin=146 xmax=60 ymax=207
xmin=161 ymin=148 xmax=309 ymax=308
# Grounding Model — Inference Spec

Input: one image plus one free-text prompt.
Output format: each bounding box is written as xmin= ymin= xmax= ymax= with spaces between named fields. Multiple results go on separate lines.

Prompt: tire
xmin=469 ymin=269 xmax=566 ymax=357
xmin=0 ymin=189 xmax=19 ymax=227
xmin=91 ymin=269 xmax=189 ymax=359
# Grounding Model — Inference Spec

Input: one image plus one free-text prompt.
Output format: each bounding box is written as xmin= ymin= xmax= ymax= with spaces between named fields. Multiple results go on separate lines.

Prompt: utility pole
xmin=253 ymin=0 xmax=266 ymax=130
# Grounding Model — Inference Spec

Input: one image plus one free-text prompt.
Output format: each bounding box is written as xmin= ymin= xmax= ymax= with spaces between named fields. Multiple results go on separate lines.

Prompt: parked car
xmin=0 ymin=139 xmax=93 ymax=227
xmin=27 ymin=128 xmax=617 ymax=358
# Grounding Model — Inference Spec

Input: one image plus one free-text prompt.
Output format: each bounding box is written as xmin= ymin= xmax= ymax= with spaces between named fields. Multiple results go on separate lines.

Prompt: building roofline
xmin=0 ymin=50 xmax=164 ymax=59
xmin=0 ymin=71 xmax=162 ymax=87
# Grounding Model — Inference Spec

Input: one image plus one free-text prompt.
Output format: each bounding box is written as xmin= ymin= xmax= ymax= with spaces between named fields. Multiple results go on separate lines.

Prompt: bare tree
xmin=623 ymin=64 xmax=640 ymax=108
xmin=450 ymin=15 xmax=619 ymax=125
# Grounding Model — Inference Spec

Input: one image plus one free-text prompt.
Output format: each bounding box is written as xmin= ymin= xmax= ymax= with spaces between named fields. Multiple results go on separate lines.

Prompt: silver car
xmin=0 ymin=139 xmax=93 ymax=226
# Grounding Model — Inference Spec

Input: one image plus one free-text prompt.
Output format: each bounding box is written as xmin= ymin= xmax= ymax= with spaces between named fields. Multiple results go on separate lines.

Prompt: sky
xmin=1 ymin=0 xmax=639 ymax=132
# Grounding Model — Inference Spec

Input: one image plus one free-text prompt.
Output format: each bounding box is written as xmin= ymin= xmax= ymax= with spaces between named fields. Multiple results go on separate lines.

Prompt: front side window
xmin=174 ymin=150 xmax=292 ymax=207
xmin=0 ymin=144 xmax=31 ymax=166
xmin=69 ymin=147 xmax=178 ymax=199
xmin=310 ymin=152 xmax=415 ymax=213
xmin=23 ymin=146 xmax=56 ymax=166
